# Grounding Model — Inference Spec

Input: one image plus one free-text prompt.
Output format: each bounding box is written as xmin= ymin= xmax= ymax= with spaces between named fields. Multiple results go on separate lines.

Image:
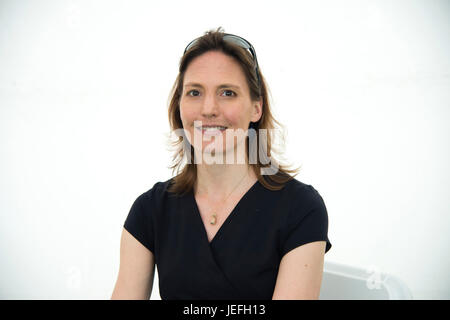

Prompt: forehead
xmin=183 ymin=51 xmax=248 ymax=87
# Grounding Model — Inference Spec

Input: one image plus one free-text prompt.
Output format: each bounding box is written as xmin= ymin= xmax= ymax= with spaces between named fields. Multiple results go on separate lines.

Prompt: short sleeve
xmin=123 ymin=192 xmax=155 ymax=253
xmin=280 ymin=185 xmax=332 ymax=257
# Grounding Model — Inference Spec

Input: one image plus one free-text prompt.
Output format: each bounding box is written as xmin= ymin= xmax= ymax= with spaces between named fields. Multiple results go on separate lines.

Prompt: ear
xmin=251 ymin=97 xmax=263 ymax=122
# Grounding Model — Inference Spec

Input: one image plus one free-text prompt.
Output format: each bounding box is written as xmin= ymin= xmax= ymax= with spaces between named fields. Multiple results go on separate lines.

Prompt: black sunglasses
xmin=183 ymin=33 xmax=261 ymax=87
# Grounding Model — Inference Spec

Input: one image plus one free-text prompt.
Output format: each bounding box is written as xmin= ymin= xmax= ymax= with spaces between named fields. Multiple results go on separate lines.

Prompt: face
xmin=179 ymin=50 xmax=262 ymax=161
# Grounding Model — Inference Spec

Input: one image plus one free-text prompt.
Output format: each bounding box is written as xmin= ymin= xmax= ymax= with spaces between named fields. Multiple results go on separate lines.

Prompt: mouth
xmin=195 ymin=125 xmax=228 ymax=136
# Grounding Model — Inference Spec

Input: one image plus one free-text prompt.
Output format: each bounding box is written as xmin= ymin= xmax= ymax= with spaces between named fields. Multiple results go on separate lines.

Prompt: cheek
xmin=179 ymin=106 xmax=195 ymax=126
xmin=223 ymin=108 xmax=247 ymax=126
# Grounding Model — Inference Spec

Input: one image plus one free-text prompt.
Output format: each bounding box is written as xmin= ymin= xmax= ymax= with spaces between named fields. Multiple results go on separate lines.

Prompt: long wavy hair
xmin=166 ymin=27 xmax=300 ymax=196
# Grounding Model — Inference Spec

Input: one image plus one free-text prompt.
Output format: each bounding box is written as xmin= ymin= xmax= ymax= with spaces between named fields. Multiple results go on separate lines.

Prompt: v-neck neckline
xmin=190 ymin=179 xmax=260 ymax=245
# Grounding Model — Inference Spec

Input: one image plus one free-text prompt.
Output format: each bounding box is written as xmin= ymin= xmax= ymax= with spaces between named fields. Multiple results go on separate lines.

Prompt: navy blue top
xmin=124 ymin=177 xmax=332 ymax=300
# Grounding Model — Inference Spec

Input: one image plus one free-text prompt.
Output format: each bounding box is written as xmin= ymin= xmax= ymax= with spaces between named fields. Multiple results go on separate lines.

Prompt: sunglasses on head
xmin=183 ymin=33 xmax=261 ymax=87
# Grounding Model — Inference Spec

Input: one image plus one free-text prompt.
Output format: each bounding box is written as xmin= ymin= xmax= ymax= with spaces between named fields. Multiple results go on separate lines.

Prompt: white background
xmin=1 ymin=0 xmax=449 ymax=299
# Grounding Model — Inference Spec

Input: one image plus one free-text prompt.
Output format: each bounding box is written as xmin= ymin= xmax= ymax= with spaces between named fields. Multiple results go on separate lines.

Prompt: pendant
xmin=210 ymin=213 xmax=217 ymax=225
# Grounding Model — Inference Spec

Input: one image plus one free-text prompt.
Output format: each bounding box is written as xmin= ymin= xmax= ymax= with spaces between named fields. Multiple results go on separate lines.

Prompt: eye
xmin=187 ymin=90 xmax=200 ymax=97
xmin=222 ymin=90 xmax=236 ymax=97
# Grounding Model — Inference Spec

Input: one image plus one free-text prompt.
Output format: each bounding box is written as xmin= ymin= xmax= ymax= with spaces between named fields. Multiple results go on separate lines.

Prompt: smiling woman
xmin=111 ymin=27 xmax=332 ymax=300
xmin=167 ymin=29 xmax=296 ymax=190
xmin=179 ymin=50 xmax=263 ymax=165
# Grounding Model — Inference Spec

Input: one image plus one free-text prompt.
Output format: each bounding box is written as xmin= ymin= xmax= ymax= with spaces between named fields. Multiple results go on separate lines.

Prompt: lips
xmin=196 ymin=125 xmax=227 ymax=129
xmin=196 ymin=126 xmax=227 ymax=136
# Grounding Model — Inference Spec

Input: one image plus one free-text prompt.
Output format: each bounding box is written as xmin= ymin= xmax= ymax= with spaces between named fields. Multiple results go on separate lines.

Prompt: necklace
xmin=206 ymin=170 xmax=250 ymax=226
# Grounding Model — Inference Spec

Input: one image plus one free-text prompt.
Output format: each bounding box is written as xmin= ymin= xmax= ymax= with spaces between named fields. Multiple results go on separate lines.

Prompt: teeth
xmin=201 ymin=126 xmax=226 ymax=130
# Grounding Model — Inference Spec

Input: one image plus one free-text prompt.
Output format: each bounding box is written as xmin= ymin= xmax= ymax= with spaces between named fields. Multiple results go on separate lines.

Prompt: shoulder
xmin=276 ymin=178 xmax=327 ymax=224
xmin=136 ymin=177 xmax=177 ymax=208
xmin=275 ymin=178 xmax=331 ymax=255
xmin=280 ymin=178 xmax=323 ymax=206
xmin=256 ymin=177 xmax=324 ymax=210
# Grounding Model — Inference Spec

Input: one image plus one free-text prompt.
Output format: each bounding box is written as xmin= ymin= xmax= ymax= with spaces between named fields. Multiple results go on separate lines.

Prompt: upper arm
xmin=272 ymin=241 xmax=326 ymax=300
xmin=111 ymin=228 xmax=155 ymax=300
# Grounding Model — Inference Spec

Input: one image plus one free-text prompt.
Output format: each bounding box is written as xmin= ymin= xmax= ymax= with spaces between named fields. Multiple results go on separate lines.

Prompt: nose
xmin=200 ymin=93 xmax=219 ymax=118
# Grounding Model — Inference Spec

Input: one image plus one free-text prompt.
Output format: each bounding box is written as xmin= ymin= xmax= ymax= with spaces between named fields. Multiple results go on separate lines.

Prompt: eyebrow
xmin=184 ymin=82 xmax=241 ymax=91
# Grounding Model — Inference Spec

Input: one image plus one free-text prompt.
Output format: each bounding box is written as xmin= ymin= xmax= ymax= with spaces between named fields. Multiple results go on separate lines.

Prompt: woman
xmin=112 ymin=28 xmax=332 ymax=300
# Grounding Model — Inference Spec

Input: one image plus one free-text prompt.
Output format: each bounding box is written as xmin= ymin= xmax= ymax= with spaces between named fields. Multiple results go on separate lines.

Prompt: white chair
xmin=319 ymin=260 xmax=413 ymax=299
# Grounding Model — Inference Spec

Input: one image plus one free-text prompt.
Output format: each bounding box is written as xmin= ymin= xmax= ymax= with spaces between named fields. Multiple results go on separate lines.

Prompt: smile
xmin=195 ymin=126 xmax=227 ymax=135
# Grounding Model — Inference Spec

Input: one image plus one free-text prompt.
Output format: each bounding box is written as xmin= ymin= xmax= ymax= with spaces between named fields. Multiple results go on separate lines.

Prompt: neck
xmin=194 ymin=162 xmax=256 ymax=201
